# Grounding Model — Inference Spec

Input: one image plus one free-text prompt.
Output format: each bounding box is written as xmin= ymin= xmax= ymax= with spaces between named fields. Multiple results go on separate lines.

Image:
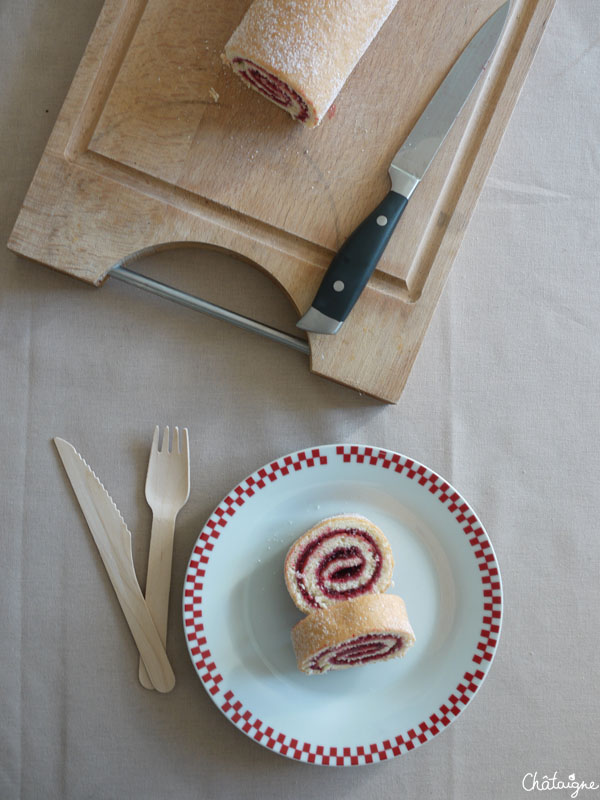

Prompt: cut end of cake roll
xmin=284 ymin=514 xmax=394 ymax=614
xmin=291 ymin=594 xmax=415 ymax=674
xmin=224 ymin=55 xmax=319 ymax=127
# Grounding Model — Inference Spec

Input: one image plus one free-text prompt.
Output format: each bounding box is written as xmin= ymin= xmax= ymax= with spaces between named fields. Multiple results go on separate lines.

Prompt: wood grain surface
xmin=8 ymin=0 xmax=555 ymax=402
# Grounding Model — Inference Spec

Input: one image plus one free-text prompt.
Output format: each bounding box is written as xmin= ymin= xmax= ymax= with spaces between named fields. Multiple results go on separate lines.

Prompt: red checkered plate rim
xmin=183 ymin=444 xmax=502 ymax=766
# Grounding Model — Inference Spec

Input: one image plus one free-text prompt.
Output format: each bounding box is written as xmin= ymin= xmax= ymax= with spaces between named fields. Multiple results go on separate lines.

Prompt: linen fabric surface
xmin=1 ymin=1 xmax=598 ymax=798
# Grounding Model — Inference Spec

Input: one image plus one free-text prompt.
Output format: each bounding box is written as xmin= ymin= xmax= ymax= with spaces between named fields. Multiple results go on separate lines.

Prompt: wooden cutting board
xmin=8 ymin=0 xmax=554 ymax=402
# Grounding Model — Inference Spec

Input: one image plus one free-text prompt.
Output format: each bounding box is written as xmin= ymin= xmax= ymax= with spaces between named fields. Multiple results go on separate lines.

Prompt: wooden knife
xmin=54 ymin=437 xmax=175 ymax=693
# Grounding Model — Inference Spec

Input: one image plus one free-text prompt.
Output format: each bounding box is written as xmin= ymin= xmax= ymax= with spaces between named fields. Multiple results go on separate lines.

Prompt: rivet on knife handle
xmin=297 ymin=1 xmax=510 ymax=335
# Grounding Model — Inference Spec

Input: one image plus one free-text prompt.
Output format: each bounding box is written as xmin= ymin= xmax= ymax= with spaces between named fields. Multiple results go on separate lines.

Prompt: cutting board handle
xmin=110 ymin=265 xmax=310 ymax=354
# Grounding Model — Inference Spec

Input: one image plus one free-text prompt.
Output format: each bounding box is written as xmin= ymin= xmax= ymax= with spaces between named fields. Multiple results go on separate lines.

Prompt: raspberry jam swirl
xmin=287 ymin=526 xmax=391 ymax=613
xmin=231 ymin=58 xmax=310 ymax=122
xmin=308 ymin=633 xmax=405 ymax=674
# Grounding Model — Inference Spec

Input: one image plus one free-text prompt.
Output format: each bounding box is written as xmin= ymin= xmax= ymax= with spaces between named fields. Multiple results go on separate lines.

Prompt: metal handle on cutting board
xmin=110 ymin=266 xmax=310 ymax=355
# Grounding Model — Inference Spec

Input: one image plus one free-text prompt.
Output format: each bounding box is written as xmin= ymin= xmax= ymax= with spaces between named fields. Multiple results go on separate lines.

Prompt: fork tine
xmin=151 ymin=425 xmax=160 ymax=454
xmin=173 ymin=426 xmax=180 ymax=455
xmin=181 ymin=427 xmax=189 ymax=459
xmin=161 ymin=426 xmax=169 ymax=453
xmin=181 ymin=428 xmax=190 ymax=498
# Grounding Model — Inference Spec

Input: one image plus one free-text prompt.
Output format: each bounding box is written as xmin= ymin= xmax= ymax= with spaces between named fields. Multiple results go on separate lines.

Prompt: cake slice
xmin=284 ymin=514 xmax=394 ymax=613
xmin=291 ymin=593 xmax=415 ymax=674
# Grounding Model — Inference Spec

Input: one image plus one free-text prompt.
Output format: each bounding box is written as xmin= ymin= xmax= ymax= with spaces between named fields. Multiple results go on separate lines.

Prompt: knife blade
xmin=54 ymin=437 xmax=176 ymax=693
xmin=297 ymin=1 xmax=510 ymax=335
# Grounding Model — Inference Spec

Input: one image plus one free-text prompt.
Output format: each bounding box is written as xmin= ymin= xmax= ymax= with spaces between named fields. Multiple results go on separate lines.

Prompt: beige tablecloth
xmin=2 ymin=1 xmax=599 ymax=797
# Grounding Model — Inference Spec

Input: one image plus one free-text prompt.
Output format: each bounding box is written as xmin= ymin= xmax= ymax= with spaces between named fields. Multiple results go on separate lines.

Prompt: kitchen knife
xmin=54 ymin=437 xmax=176 ymax=693
xmin=297 ymin=1 xmax=510 ymax=334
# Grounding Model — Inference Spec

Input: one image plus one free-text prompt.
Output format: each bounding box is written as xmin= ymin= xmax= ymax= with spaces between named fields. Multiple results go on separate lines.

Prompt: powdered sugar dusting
xmin=224 ymin=0 xmax=399 ymax=125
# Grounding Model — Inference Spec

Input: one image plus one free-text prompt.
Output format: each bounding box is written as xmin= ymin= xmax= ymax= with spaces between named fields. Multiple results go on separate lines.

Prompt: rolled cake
xmin=223 ymin=0 xmax=399 ymax=127
xmin=292 ymin=594 xmax=415 ymax=674
xmin=284 ymin=514 xmax=394 ymax=614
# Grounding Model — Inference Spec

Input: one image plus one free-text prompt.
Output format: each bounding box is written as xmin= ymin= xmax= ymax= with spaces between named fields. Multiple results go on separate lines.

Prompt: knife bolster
xmin=389 ymin=166 xmax=420 ymax=199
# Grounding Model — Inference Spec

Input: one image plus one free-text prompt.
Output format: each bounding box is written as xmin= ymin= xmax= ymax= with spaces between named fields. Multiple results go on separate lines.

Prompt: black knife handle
xmin=311 ymin=191 xmax=409 ymax=323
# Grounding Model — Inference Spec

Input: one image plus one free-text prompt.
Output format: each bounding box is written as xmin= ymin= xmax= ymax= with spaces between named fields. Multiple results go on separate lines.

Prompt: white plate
xmin=183 ymin=445 xmax=502 ymax=766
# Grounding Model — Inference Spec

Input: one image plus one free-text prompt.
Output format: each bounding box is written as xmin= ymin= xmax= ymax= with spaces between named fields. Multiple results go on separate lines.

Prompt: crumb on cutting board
xmin=209 ymin=87 xmax=219 ymax=103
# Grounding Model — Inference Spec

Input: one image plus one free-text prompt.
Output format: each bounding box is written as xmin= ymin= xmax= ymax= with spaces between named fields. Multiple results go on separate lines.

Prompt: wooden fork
xmin=139 ymin=426 xmax=190 ymax=690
